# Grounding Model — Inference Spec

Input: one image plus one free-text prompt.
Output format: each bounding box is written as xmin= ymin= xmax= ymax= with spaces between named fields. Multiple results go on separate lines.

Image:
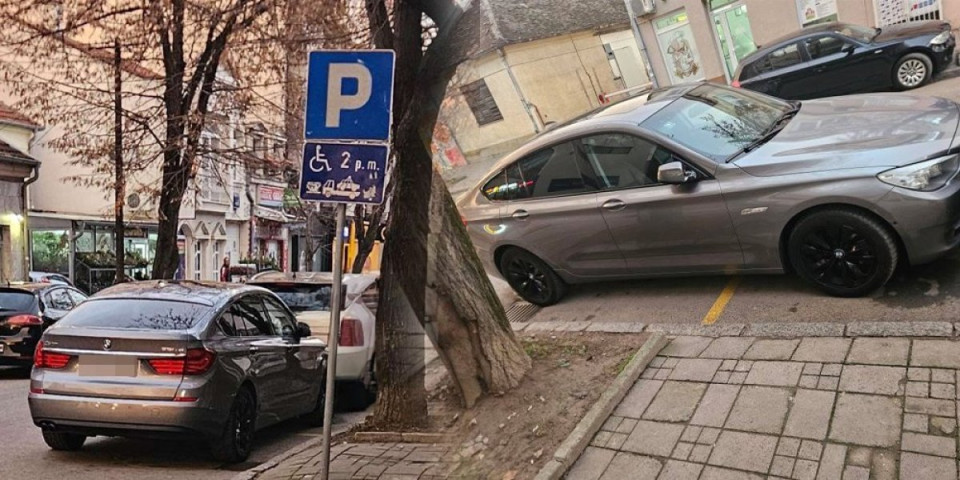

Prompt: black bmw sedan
xmin=0 ymin=283 xmax=86 ymax=366
xmin=733 ymin=21 xmax=955 ymax=100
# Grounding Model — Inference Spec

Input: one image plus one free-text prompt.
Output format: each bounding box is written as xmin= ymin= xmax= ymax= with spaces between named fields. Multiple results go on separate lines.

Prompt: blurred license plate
xmin=79 ymin=355 xmax=137 ymax=377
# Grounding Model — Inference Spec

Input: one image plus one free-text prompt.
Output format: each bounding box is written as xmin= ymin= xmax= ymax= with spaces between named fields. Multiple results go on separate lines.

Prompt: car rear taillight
xmin=33 ymin=341 xmax=72 ymax=369
xmin=8 ymin=314 xmax=42 ymax=327
xmin=148 ymin=348 xmax=216 ymax=376
xmin=731 ymin=80 xmax=741 ymax=88
xmin=339 ymin=318 xmax=364 ymax=347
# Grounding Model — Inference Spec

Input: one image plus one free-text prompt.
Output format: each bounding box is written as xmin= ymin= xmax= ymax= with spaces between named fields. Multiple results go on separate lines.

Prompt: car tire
xmin=499 ymin=248 xmax=567 ymax=306
xmin=787 ymin=208 xmax=898 ymax=297
xmin=210 ymin=387 xmax=257 ymax=463
xmin=41 ymin=430 xmax=86 ymax=451
xmin=893 ymin=53 xmax=933 ymax=90
xmin=303 ymin=377 xmax=328 ymax=427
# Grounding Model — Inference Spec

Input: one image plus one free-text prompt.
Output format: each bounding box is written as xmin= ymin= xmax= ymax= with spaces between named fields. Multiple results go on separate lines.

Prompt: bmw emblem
xmin=103 ymin=338 xmax=112 ymax=350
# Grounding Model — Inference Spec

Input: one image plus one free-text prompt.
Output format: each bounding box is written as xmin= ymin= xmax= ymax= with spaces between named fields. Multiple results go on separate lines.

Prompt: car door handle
xmin=602 ymin=199 xmax=626 ymax=211
xmin=511 ymin=210 xmax=529 ymax=219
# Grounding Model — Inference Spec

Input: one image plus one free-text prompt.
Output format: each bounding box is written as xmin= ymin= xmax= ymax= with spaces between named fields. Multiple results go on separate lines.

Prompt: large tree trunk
xmin=370 ymin=0 xmax=531 ymax=425
xmin=152 ymin=155 xmax=189 ymax=279
xmin=426 ymin=169 xmax=530 ymax=406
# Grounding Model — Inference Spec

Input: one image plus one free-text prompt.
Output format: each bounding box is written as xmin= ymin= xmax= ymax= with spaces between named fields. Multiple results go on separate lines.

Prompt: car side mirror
xmin=296 ymin=322 xmax=312 ymax=339
xmin=658 ymin=161 xmax=697 ymax=184
xmin=842 ymin=44 xmax=856 ymax=55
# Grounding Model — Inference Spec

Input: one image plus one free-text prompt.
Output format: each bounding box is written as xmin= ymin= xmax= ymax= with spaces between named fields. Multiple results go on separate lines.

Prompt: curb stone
xmin=516 ymin=320 xmax=960 ymax=338
xmin=533 ymin=333 xmax=667 ymax=480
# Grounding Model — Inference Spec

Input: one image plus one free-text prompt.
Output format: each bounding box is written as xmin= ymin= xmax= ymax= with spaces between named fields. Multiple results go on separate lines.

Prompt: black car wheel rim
xmin=233 ymin=395 xmax=255 ymax=454
xmin=799 ymin=224 xmax=878 ymax=289
xmin=506 ymin=257 xmax=551 ymax=303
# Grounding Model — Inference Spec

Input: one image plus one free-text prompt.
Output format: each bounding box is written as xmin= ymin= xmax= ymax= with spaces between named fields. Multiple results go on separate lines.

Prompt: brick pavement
xmin=568 ymin=336 xmax=960 ymax=480
xmin=254 ymin=442 xmax=454 ymax=480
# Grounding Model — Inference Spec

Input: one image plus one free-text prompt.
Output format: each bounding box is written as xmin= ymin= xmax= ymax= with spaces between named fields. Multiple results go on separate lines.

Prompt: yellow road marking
xmin=702 ymin=277 xmax=741 ymax=325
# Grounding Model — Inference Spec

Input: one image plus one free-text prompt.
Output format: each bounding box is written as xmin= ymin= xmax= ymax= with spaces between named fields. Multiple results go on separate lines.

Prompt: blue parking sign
xmin=304 ymin=50 xmax=395 ymax=141
xmin=299 ymin=142 xmax=388 ymax=205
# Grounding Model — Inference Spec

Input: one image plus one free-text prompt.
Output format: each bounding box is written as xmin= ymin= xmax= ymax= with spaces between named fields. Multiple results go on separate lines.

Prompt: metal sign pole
xmin=319 ymin=202 xmax=346 ymax=480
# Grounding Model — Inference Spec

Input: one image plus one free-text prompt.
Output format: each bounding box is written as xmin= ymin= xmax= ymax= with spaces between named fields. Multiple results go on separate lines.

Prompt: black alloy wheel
xmin=211 ymin=387 xmax=257 ymax=463
xmin=788 ymin=209 xmax=898 ymax=297
xmin=500 ymin=248 xmax=566 ymax=306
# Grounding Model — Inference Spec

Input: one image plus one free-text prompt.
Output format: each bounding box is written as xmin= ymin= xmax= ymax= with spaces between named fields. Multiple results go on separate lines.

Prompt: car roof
xmin=478 ymin=87 xmax=692 ymax=178
xmin=90 ymin=280 xmax=267 ymax=307
xmin=0 ymin=283 xmax=51 ymax=294
xmin=740 ymin=22 xmax=851 ymax=66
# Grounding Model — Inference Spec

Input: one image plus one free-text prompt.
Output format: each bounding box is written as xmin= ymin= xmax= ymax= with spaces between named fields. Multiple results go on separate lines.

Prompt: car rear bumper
xmin=0 ymin=332 xmax=37 ymax=364
xmin=29 ymin=392 xmax=225 ymax=439
xmin=882 ymin=178 xmax=960 ymax=265
xmin=335 ymin=346 xmax=369 ymax=382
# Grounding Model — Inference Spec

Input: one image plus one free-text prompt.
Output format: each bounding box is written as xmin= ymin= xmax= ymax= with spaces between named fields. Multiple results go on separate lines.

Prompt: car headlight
xmin=932 ymin=31 xmax=952 ymax=45
xmin=878 ymin=155 xmax=959 ymax=191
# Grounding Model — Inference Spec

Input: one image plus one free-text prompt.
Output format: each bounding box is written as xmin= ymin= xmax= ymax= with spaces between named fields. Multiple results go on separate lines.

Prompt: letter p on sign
xmin=305 ymin=50 xmax=395 ymax=142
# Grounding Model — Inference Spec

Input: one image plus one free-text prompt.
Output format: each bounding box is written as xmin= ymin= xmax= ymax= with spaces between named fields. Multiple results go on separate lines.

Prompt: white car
xmin=28 ymin=272 xmax=74 ymax=287
xmin=248 ymin=271 xmax=378 ymax=407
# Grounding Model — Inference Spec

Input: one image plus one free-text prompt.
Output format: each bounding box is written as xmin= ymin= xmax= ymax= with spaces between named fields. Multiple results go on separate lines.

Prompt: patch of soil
xmin=437 ymin=331 xmax=652 ymax=480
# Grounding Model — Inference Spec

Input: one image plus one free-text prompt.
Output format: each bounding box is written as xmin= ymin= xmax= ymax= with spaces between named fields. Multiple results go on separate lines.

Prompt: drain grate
xmin=506 ymin=301 xmax=540 ymax=324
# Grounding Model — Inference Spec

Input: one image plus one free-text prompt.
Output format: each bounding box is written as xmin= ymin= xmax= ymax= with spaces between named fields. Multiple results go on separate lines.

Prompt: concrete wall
xmin=439 ymin=29 xmax=637 ymax=165
xmin=0 ymin=124 xmax=32 ymax=154
xmin=0 ymin=180 xmax=26 ymax=281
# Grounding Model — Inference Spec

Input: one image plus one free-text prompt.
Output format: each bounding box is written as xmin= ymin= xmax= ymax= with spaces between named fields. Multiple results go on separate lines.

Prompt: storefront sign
xmin=796 ymin=0 xmax=838 ymax=27
xmin=258 ymin=185 xmax=284 ymax=207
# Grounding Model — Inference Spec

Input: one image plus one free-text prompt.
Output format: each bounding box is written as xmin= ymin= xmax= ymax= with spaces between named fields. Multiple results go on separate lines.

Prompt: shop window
xmin=461 ymin=79 xmax=503 ymax=126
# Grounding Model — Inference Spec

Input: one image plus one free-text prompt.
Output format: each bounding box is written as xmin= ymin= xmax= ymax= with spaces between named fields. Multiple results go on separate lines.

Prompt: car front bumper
xmin=29 ymin=392 xmax=226 ymax=439
xmin=881 ymin=176 xmax=960 ymax=265
xmin=932 ymin=36 xmax=956 ymax=70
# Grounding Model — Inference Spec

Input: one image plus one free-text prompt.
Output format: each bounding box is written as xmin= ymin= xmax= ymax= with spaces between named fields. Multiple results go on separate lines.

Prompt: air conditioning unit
xmin=638 ymin=0 xmax=656 ymax=15
xmin=125 ymin=192 xmax=151 ymax=214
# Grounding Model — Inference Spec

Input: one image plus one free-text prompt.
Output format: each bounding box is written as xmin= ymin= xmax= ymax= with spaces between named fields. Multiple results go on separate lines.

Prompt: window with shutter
xmin=461 ymin=79 xmax=503 ymax=126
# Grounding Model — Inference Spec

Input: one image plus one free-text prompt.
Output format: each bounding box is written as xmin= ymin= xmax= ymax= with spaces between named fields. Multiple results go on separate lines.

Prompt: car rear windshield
xmin=0 ymin=291 xmax=35 ymax=312
xmin=641 ymin=84 xmax=791 ymax=161
xmin=255 ymin=283 xmax=341 ymax=312
xmin=58 ymin=299 xmax=211 ymax=330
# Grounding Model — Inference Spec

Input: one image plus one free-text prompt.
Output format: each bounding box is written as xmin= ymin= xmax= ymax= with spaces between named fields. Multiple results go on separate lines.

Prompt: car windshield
xmin=255 ymin=283 xmax=338 ymax=312
xmin=58 ymin=299 xmax=211 ymax=330
xmin=836 ymin=24 xmax=876 ymax=43
xmin=0 ymin=291 xmax=35 ymax=312
xmin=641 ymin=85 xmax=792 ymax=161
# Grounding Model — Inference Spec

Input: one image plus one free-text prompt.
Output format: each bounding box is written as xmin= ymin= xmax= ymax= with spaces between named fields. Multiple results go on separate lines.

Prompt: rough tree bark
xmin=369 ymin=0 xmax=531 ymax=427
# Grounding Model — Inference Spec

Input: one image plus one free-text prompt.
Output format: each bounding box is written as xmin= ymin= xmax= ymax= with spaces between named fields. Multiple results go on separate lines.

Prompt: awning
xmin=255 ymin=206 xmax=296 ymax=223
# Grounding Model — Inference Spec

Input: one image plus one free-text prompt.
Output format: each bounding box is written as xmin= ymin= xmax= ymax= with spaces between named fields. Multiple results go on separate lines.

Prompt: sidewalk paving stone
xmin=707 ymin=430 xmax=777 ymax=473
xmin=911 ymin=340 xmax=960 ymax=369
xmin=829 ymin=393 xmax=902 ymax=447
xmin=792 ymin=338 xmax=851 ymax=363
xmin=743 ymin=339 xmax=800 ymax=360
xmin=661 ymin=336 xmax=713 ymax=358
xmin=597 ymin=452 xmax=662 ymax=480
xmin=815 ymin=443 xmax=846 ymax=480
xmin=900 ymin=452 xmax=959 ymax=480
xmin=784 ymin=389 xmax=835 ymax=440
xmin=669 ymin=358 xmax=723 ymax=382
xmin=837 ymin=365 xmax=905 ymax=396
xmin=724 ymin=386 xmax=790 ymax=434
xmin=901 ymin=432 xmax=956 ymax=457
xmin=642 ymin=381 xmax=707 ymax=422
xmin=621 ymin=420 xmax=683 ymax=457
xmin=744 ymin=361 xmax=803 ymax=386
xmin=690 ymin=384 xmax=740 ymax=428
xmin=613 ymin=379 xmax=662 ymax=419
xmin=846 ymin=338 xmax=910 ymax=366
xmin=700 ymin=466 xmax=763 ymax=480
xmin=566 ymin=447 xmax=615 ymax=480
xmin=658 ymin=460 xmax=703 ymax=480
xmin=700 ymin=337 xmax=755 ymax=359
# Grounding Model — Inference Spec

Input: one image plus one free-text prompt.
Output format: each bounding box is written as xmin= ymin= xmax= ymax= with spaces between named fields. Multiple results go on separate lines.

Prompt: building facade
xmin=0 ymin=103 xmax=40 ymax=283
xmin=436 ymin=0 xmax=960 ymax=167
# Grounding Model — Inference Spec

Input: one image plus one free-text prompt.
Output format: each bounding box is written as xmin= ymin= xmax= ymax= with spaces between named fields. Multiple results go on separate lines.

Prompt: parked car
xmin=0 ymin=283 xmax=86 ymax=366
xmin=28 ymin=280 xmax=325 ymax=462
xmin=248 ymin=271 xmax=378 ymax=408
xmin=733 ymin=21 xmax=955 ymax=99
xmin=458 ymin=82 xmax=960 ymax=305
xmin=29 ymin=271 xmax=75 ymax=287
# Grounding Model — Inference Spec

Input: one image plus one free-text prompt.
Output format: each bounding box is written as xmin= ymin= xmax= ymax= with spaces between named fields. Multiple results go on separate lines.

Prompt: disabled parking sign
xmin=299 ymin=142 xmax=387 ymax=205
xmin=300 ymin=50 xmax=394 ymax=205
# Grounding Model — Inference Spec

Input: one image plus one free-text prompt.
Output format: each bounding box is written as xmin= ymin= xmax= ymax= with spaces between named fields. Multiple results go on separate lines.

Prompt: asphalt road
xmin=0 ymin=366 xmax=367 ymax=480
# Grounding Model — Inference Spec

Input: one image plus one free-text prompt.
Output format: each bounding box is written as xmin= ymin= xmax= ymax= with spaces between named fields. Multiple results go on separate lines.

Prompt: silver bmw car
xmin=28 ymin=281 xmax=326 ymax=462
xmin=458 ymin=83 xmax=960 ymax=306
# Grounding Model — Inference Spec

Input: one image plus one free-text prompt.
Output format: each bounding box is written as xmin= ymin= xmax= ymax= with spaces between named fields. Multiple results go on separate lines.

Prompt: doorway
xmin=654 ymin=9 xmax=705 ymax=85
xmin=711 ymin=1 xmax=757 ymax=82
